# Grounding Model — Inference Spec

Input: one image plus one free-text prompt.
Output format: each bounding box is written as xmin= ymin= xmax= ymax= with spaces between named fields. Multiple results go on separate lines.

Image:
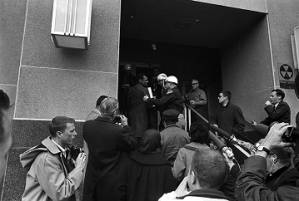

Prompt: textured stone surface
xmin=12 ymin=119 xmax=84 ymax=148
xmin=14 ymin=66 xmax=117 ymax=120
xmin=0 ymin=0 xmax=26 ymax=84
xmin=21 ymin=0 xmax=121 ymax=73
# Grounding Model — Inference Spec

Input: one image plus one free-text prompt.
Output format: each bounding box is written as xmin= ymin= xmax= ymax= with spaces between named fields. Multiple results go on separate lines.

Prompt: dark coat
xmin=127 ymin=83 xmax=150 ymax=137
xmin=83 ymin=116 xmax=137 ymax=201
xmin=215 ymin=103 xmax=245 ymax=136
xmin=125 ymin=151 xmax=177 ymax=201
xmin=261 ymin=101 xmax=290 ymax=126
xmin=235 ymin=156 xmax=299 ymax=201
xmin=148 ymin=87 xmax=184 ymax=114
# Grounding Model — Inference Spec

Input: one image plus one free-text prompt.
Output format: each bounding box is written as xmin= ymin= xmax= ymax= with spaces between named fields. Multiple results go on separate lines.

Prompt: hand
xmin=143 ymin=95 xmax=149 ymax=101
xmin=190 ymin=100 xmax=195 ymax=105
xmin=265 ymin=100 xmax=272 ymax=106
xmin=175 ymin=176 xmax=190 ymax=197
xmin=222 ymin=148 xmax=235 ymax=170
xmin=119 ymin=115 xmax=128 ymax=126
xmin=261 ymin=122 xmax=293 ymax=149
xmin=75 ymin=152 xmax=87 ymax=170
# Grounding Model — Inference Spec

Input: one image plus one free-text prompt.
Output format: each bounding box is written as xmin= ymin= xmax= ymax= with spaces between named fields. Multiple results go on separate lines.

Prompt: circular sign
xmin=280 ymin=64 xmax=293 ymax=80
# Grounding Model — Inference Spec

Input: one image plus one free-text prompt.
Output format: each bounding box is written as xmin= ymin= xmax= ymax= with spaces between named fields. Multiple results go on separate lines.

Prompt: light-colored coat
xmin=20 ymin=137 xmax=83 ymax=201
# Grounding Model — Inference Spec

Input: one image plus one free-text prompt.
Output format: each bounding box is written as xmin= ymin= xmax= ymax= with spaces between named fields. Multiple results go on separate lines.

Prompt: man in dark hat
xmin=160 ymin=109 xmax=190 ymax=164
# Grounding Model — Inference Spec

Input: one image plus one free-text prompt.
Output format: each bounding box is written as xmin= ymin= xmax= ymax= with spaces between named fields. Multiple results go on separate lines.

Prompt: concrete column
xmin=221 ymin=16 xmax=273 ymax=122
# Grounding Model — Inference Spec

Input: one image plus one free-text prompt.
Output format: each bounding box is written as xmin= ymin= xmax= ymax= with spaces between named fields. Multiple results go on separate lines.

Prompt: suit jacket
xmin=127 ymin=83 xmax=150 ymax=136
xmin=261 ymin=101 xmax=290 ymax=126
xmin=83 ymin=116 xmax=137 ymax=201
xmin=149 ymin=87 xmax=184 ymax=114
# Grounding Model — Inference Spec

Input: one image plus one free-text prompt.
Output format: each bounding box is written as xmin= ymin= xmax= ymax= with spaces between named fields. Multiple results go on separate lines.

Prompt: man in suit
xmin=83 ymin=97 xmax=137 ymax=201
xmin=261 ymin=89 xmax=290 ymax=125
xmin=127 ymin=74 xmax=151 ymax=138
xmin=253 ymin=89 xmax=290 ymax=138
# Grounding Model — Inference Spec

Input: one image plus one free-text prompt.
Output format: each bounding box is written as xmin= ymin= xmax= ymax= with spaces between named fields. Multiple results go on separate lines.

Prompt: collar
xmin=274 ymin=102 xmax=279 ymax=108
xmin=191 ymin=87 xmax=199 ymax=92
xmin=179 ymin=189 xmax=228 ymax=200
xmin=165 ymin=124 xmax=180 ymax=129
xmin=92 ymin=108 xmax=101 ymax=115
xmin=221 ymin=102 xmax=230 ymax=108
xmin=96 ymin=115 xmax=113 ymax=123
xmin=41 ymin=137 xmax=63 ymax=155
xmin=51 ymin=138 xmax=66 ymax=153
xmin=268 ymin=164 xmax=290 ymax=178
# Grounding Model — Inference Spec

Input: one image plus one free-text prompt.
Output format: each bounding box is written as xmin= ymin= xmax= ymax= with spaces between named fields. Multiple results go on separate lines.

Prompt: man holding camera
xmin=235 ymin=123 xmax=299 ymax=201
xmin=83 ymin=97 xmax=137 ymax=201
xmin=20 ymin=116 xmax=86 ymax=201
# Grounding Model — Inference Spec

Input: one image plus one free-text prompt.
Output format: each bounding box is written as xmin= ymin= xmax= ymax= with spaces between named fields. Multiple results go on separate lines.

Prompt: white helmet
xmin=166 ymin=75 xmax=178 ymax=85
xmin=157 ymin=73 xmax=167 ymax=81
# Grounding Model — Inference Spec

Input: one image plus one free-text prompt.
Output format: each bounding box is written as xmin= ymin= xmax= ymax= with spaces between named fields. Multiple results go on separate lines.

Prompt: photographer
xmin=20 ymin=116 xmax=86 ymax=201
xmin=235 ymin=123 xmax=299 ymax=201
xmin=83 ymin=97 xmax=137 ymax=201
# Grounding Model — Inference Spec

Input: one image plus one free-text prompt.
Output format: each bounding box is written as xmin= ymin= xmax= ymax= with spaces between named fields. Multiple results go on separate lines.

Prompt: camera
xmin=69 ymin=146 xmax=84 ymax=159
xmin=113 ymin=115 xmax=122 ymax=124
xmin=282 ymin=126 xmax=296 ymax=142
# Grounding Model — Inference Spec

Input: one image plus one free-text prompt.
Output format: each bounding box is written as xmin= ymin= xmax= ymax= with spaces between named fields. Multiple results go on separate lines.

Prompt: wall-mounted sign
xmin=279 ymin=63 xmax=297 ymax=89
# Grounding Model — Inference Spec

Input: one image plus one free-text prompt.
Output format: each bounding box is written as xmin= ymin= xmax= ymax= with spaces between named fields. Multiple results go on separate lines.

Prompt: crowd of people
xmin=0 ymin=71 xmax=299 ymax=201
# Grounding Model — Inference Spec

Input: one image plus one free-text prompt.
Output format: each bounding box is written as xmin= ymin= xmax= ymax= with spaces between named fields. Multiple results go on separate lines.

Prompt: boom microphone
xmin=185 ymin=103 xmax=251 ymax=158
xmin=209 ymin=124 xmax=236 ymax=142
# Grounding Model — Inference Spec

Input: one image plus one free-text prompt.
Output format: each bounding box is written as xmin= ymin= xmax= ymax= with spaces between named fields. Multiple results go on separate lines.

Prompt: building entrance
xmin=119 ymin=0 xmax=270 ymax=128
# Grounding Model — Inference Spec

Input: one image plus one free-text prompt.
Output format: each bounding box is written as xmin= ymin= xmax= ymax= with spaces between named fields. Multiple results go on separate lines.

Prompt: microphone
xmin=209 ymin=131 xmax=235 ymax=160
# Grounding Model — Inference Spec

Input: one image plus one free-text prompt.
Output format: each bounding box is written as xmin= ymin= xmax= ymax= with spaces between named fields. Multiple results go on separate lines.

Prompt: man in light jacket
xmin=159 ymin=146 xmax=230 ymax=201
xmin=20 ymin=116 xmax=86 ymax=201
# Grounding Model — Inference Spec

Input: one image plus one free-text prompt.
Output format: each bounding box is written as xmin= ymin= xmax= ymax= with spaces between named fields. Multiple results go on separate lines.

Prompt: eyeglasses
xmin=192 ymin=83 xmax=198 ymax=85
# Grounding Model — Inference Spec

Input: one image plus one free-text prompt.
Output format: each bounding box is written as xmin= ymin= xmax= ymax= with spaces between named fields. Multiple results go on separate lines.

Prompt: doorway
xmin=119 ymin=0 xmax=269 ymax=125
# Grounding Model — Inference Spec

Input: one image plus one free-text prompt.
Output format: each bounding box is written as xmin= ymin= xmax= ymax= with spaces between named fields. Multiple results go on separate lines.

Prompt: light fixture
xmin=51 ymin=0 xmax=93 ymax=49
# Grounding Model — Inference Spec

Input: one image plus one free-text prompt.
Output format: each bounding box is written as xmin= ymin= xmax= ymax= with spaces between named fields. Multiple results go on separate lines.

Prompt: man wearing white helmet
xmin=156 ymin=73 xmax=168 ymax=99
xmin=144 ymin=75 xmax=184 ymax=118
